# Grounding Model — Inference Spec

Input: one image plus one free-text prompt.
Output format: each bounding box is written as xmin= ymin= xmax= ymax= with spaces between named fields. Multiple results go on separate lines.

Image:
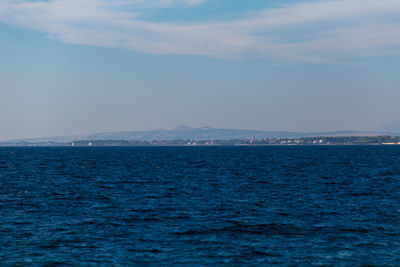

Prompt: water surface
xmin=0 ymin=146 xmax=399 ymax=266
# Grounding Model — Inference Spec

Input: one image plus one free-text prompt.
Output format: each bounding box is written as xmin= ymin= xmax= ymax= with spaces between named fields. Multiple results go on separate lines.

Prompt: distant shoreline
xmin=1 ymin=144 xmax=400 ymax=148
xmin=1 ymin=135 xmax=400 ymax=147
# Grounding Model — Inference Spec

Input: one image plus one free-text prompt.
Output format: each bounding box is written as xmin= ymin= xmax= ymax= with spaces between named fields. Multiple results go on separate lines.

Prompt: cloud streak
xmin=1 ymin=0 xmax=400 ymax=62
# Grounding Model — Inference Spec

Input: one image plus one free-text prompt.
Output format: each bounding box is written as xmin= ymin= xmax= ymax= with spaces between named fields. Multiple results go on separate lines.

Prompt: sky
xmin=1 ymin=0 xmax=400 ymax=140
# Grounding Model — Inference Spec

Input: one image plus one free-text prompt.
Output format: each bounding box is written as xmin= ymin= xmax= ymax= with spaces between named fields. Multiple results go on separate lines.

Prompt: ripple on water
xmin=0 ymin=146 xmax=399 ymax=266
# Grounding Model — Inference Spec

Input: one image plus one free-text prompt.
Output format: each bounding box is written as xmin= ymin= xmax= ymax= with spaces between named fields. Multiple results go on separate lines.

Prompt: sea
xmin=0 ymin=146 xmax=399 ymax=266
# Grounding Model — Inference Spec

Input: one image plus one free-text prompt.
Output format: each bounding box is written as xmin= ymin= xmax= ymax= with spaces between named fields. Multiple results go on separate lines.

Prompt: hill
xmin=2 ymin=125 xmax=381 ymax=143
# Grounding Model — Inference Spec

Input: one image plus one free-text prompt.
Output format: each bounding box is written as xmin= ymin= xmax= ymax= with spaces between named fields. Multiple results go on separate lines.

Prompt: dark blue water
xmin=0 ymin=146 xmax=399 ymax=266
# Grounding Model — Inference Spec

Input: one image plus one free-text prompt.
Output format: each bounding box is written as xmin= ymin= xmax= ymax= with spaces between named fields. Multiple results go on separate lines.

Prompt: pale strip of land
xmin=1 ymin=136 xmax=400 ymax=147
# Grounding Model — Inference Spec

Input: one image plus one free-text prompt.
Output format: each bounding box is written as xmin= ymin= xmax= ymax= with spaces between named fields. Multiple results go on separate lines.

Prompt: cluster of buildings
xmin=2 ymin=135 xmax=400 ymax=147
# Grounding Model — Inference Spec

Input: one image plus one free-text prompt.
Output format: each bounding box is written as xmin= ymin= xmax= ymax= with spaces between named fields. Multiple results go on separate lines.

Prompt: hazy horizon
xmin=2 ymin=0 xmax=400 ymax=140
xmin=0 ymin=123 xmax=393 ymax=142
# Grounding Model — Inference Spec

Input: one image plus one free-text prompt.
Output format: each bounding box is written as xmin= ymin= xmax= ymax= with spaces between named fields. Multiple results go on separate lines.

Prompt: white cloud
xmin=0 ymin=0 xmax=400 ymax=62
xmin=112 ymin=0 xmax=208 ymax=8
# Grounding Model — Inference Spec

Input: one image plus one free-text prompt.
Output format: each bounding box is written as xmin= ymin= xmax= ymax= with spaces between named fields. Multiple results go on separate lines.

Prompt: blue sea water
xmin=0 ymin=146 xmax=399 ymax=266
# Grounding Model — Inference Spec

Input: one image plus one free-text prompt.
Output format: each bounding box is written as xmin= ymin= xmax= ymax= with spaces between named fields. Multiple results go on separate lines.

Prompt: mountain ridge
xmin=2 ymin=125 xmax=385 ymax=143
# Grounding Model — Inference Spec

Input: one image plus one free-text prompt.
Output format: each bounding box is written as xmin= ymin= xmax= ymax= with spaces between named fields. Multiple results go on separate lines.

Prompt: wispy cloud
xmin=1 ymin=0 xmax=400 ymax=62
xmin=106 ymin=0 xmax=209 ymax=8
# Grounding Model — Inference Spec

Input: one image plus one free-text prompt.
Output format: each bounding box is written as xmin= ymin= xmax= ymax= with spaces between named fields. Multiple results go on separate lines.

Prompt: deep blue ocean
xmin=0 ymin=146 xmax=399 ymax=266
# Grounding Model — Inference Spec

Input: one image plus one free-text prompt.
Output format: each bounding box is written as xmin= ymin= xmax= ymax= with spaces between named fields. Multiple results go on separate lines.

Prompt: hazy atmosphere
xmin=2 ymin=2 xmax=400 ymax=266
xmin=1 ymin=0 xmax=400 ymax=140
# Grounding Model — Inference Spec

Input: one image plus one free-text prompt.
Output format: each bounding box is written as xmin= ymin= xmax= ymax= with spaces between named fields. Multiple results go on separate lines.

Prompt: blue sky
xmin=1 ymin=0 xmax=400 ymax=140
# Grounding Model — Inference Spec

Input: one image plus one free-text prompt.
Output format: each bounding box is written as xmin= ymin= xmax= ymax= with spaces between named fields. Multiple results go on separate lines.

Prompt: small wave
xmin=339 ymin=227 xmax=370 ymax=233
xmin=174 ymin=222 xmax=307 ymax=236
xmin=348 ymin=192 xmax=373 ymax=197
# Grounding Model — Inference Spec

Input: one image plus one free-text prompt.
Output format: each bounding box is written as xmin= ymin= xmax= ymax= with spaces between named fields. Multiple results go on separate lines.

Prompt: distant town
xmin=2 ymin=135 xmax=400 ymax=147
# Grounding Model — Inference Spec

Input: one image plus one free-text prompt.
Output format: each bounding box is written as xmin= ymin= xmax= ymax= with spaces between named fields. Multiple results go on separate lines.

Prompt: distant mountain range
xmin=2 ymin=124 xmax=390 ymax=144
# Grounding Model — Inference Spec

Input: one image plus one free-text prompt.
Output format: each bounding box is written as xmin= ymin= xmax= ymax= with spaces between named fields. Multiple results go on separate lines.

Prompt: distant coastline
xmin=1 ymin=136 xmax=400 ymax=147
xmin=0 ymin=125 xmax=394 ymax=144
